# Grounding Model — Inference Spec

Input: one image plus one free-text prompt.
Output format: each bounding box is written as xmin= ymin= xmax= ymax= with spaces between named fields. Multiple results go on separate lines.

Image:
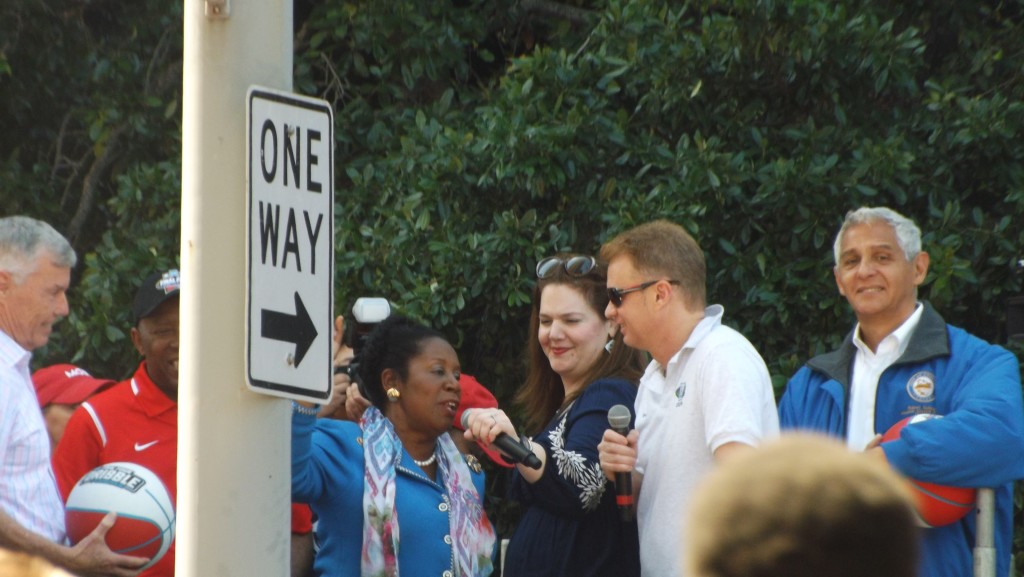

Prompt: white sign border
xmin=245 ymin=85 xmax=334 ymax=403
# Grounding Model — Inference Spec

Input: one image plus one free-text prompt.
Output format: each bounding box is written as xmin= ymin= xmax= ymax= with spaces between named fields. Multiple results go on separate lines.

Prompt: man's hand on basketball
xmin=863 ymin=433 xmax=889 ymax=464
xmin=63 ymin=512 xmax=149 ymax=577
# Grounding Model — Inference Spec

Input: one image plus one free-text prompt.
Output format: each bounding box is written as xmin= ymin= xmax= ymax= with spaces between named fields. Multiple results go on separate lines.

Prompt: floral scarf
xmin=360 ymin=406 xmax=495 ymax=577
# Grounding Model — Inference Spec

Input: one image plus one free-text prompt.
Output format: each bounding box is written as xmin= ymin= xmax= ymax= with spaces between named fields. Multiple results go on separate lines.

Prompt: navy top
xmin=503 ymin=378 xmax=641 ymax=577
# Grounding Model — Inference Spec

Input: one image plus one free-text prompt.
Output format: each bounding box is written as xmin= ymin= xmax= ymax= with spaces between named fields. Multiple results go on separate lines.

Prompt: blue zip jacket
xmin=779 ymin=302 xmax=1024 ymax=577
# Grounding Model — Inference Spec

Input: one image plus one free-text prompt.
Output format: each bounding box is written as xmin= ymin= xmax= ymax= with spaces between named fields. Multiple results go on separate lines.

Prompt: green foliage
xmin=298 ymin=0 xmax=1024 ymax=400
xmin=1 ymin=0 xmax=184 ymax=378
xmin=62 ymin=161 xmax=183 ymax=378
xmin=3 ymin=0 xmax=1024 ymax=565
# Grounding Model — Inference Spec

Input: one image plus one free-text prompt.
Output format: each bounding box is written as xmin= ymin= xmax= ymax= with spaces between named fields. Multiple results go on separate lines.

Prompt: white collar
xmin=0 ymin=329 xmax=31 ymax=371
xmin=652 ymin=304 xmax=725 ymax=374
xmin=853 ymin=302 xmax=924 ymax=358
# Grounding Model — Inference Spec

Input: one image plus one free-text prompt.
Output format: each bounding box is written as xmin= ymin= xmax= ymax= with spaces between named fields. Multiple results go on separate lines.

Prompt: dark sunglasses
xmin=536 ymin=255 xmax=598 ymax=279
xmin=607 ymin=279 xmax=681 ymax=307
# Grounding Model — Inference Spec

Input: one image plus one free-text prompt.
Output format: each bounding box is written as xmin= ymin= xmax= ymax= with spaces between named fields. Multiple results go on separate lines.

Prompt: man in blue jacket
xmin=779 ymin=206 xmax=1024 ymax=577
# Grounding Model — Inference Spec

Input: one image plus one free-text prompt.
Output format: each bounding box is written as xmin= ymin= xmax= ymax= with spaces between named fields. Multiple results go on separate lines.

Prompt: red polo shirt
xmin=53 ymin=362 xmax=177 ymax=577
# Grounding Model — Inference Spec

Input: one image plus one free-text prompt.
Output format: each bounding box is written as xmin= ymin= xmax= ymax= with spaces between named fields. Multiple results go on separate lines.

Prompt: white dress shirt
xmin=847 ymin=303 xmax=924 ymax=450
xmin=0 ymin=330 xmax=67 ymax=542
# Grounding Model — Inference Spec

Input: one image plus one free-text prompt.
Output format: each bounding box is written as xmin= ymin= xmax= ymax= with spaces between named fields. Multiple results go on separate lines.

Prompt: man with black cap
xmin=53 ymin=268 xmax=180 ymax=577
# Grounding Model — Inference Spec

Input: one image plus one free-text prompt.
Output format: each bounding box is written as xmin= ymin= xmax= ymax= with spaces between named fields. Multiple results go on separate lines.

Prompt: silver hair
xmin=832 ymin=207 xmax=921 ymax=264
xmin=0 ymin=216 xmax=77 ymax=282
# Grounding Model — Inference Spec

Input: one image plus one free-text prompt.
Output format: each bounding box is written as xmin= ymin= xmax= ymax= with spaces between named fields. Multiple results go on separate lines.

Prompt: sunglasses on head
xmin=607 ymin=279 xmax=681 ymax=307
xmin=536 ymin=255 xmax=598 ymax=279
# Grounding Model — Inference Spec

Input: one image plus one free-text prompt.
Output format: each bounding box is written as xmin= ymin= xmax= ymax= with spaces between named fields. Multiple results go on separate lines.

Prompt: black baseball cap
xmin=132 ymin=269 xmax=181 ymax=323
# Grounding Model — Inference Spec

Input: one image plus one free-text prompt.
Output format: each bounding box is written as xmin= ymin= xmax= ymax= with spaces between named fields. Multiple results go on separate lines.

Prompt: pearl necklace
xmin=412 ymin=451 xmax=437 ymax=467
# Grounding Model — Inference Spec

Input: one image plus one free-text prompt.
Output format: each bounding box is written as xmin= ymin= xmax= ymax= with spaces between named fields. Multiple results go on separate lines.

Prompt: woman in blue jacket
xmin=292 ymin=315 xmax=495 ymax=577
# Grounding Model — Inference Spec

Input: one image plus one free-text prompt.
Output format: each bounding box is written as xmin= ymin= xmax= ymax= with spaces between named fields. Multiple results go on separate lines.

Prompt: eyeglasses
xmin=607 ymin=279 xmax=681 ymax=307
xmin=536 ymin=255 xmax=598 ymax=279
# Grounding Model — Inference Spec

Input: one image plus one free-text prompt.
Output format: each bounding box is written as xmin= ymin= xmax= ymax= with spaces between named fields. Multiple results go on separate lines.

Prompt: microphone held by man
xmin=607 ymin=404 xmax=634 ymax=522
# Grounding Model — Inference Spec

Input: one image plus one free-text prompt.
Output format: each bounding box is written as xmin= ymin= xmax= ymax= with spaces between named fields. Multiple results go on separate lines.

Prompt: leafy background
xmin=3 ymin=0 xmax=1023 ymax=568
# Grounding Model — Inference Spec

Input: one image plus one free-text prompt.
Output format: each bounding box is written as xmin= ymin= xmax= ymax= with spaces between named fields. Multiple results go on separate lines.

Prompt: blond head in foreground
xmin=687 ymin=434 xmax=919 ymax=577
xmin=0 ymin=548 xmax=73 ymax=577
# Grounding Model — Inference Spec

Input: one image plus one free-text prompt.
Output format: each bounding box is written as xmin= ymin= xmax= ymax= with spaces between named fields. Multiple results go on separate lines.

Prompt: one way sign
xmin=245 ymin=86 xmax=333 ymax=402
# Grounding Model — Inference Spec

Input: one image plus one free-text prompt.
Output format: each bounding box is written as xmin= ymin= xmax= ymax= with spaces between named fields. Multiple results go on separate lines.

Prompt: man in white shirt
xmin=597 ymin=220 xmax=780 ymax=576
xmin=0 ymin=215 xmax=146 ymax=576
xmin=779 ymin=206 xmax=1024 ymax=577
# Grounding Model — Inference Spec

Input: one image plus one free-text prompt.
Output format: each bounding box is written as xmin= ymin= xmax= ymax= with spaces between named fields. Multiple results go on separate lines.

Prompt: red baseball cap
xmin=454 ymin=374 xmax=513 ymax=468
xmin=31 ymin=364 xmax=115 ymax=408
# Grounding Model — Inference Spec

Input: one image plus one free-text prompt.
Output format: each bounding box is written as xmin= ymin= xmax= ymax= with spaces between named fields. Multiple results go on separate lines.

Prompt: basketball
xmin=881 ymin=415 xmax=976 ymax=527
xmin=65 ymin=462 xmax=175 ymax=569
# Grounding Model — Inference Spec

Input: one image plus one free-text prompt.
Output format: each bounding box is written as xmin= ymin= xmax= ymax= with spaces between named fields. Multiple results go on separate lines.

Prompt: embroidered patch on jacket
xmin=906 ymin=371 xmax=936 ymax=403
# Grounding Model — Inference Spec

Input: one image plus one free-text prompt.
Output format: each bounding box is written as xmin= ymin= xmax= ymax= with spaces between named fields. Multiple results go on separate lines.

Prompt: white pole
xmin=179 ymin=0 xmax=292 ymax=575
xmin=973 ymin=488 xmax=996 ymax=577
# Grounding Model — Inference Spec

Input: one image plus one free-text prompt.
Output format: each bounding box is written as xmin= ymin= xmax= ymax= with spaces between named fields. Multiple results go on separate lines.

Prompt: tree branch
xmin=66 ymin=124 xmax=126 ymax=244
xmin=521 ymin=0 xmax=597 ymax=26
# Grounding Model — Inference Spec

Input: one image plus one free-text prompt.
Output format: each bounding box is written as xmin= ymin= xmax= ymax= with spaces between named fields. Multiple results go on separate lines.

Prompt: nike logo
xmin=134 ymin=441 xmax=159 ymax=451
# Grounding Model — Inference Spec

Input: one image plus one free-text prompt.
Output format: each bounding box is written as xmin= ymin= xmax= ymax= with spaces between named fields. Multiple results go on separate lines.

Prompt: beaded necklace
xmin=412 ymin=450 xmax=437 ymax=467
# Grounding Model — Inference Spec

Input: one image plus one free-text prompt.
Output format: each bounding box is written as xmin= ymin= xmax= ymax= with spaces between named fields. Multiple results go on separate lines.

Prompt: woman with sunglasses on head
xmin=292 ymin=315 xmax=496 ymax=577
xmin=463 ymin=254 xmax=646 ymax=577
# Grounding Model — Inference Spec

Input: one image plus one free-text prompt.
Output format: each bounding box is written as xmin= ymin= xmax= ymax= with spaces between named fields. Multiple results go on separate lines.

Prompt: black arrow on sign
xmin=261 ymin=292 xmax=318 ymax=367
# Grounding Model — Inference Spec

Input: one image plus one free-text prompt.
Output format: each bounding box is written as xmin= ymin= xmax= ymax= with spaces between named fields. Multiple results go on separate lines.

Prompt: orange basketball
xmin=881 ymin=415 xmax=975 ymax=527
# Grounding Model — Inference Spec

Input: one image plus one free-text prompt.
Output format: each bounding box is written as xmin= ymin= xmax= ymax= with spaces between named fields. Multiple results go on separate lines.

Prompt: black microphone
xmin=607 ymin=404 xmax=634 ymax=522
xmin=461 ymin=411 xmax=542 ymax=469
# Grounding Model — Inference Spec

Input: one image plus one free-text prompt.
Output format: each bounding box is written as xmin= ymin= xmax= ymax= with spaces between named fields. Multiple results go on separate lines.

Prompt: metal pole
xmin=179 ymin=0 xmax=292 ymax=575
xmin=973 ymin=488 xmax=996 ymax=577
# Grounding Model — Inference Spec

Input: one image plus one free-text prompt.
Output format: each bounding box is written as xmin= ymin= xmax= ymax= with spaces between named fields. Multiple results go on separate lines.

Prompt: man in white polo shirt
xmin=596 ymin=220 xmax=779 ymax=576
xmin=0 ymin=215 xmax=146 ymax=576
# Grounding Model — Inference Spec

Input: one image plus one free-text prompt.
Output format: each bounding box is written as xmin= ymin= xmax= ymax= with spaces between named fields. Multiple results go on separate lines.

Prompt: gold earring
xmin=386 ymin=387 xmax=401 ymax=402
